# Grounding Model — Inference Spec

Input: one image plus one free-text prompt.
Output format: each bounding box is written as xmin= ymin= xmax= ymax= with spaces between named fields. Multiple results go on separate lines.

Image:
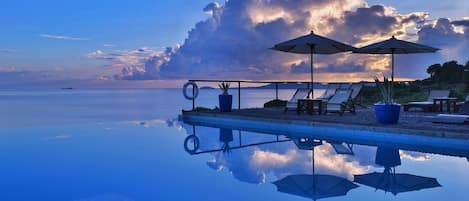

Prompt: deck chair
xmin=456 ymin=95 xmax=469 ymax=111
xmin=318 ymin=85 xmax=339 ymax=100
xmin=339 ymin=83 xmax=352 ymax=89
xmin=330 ymin=142 xmax=354 ymax=155
xmin=284 ymin=88 xmax=311 ymax=113
xmin=404 ymin=90 xmax=450 ymax=112
xmin=325 ymin=89 xmax=355 ymax=115
xmin=431 ymin=101 xmax=469 ymax=124
xmin=349 ymin=83 xmax=364 ymax=108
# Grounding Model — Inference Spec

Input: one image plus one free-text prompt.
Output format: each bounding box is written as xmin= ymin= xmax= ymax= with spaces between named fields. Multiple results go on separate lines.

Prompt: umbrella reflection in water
xmin=273 ymin=137 xmax=359 ymax=200
xmin=353 ymin=146 xmax=441 ymax=195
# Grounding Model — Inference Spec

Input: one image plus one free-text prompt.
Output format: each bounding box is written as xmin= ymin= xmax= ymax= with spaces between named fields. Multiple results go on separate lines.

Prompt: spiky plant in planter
xmin=218 ymin=82 xmax=233 ymax=112
xmin=218 ymin=82 xmax=230 ymax=95
xmin=373 ymin=75 xmax=393 ymax=104
xmin=373 ymin=75 xmax=401 ymax=124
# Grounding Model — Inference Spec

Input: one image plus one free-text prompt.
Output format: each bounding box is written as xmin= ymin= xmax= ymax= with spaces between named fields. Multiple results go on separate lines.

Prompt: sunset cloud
xmin=85 ymin=0 xmax=469 ymax=82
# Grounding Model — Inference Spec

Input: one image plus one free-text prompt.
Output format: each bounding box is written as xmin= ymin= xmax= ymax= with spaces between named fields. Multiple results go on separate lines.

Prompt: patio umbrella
xmin=354 ymin=36 xmax=439 ymax=83
xmin=272 ymin=31 xmax=356 ymax=98
xmin=353 ymin=168 xmax=441 ymax=195
xmin=274 ymin=174 xmax=359 ymax=200
xmin=353 ymin=145 xmax=441 ymax=195
xmin=273 ymin=140 xmax=358 ymax=200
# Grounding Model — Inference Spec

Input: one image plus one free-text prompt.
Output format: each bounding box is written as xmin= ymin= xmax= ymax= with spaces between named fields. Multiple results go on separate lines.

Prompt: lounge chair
xmin=324 ymin=89 xmax=355 ymax=115
xmin=284 ymin=88 xmax=311 ymax=113
xmin=330 ymin=142 xmax=354 ymax=155
xmin=318 ymin=85 xmax=339 ymax=100
xmin=350 ymin=83 xmax=363 ymax=100
xmin=404 ymin=90 xmax=450 ymax=112
xmin=455 ymin=95 xmax=469 ymax=111
xmin=431 ymin=101 xmax=469 ymax=124
xmin=339 ymin=83 xmax=352 ymax=89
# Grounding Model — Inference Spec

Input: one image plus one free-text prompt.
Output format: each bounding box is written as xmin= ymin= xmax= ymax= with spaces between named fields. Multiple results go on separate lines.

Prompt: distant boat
xmin=61 ymin=87 xmax=74 ymax=90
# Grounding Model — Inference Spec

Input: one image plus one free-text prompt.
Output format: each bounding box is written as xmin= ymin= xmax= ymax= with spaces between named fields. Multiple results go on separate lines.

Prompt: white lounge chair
xmin=404 ymin=90 xmax=450 ymax=112
xmin=325 ymin=89 xmax=354 ymax=115
xmin=284 ymin=88 xmax=311 ymax=113
xmin=349 ymin=83 xmax=365 ymax=108
xmin=431 ymin=114 xmax=469 ymax=124
xmin=330 ymin=142 xmax=354 ymax=155
xmin=350 ymin=83 xmax=363 ymax=100
xmin=339 ymin=83 xmax=352 ymax=89
xmin=431 ymin=101 xmax=469 ymax=124
xmin=318 ymin=85 xmax=339 ymax=100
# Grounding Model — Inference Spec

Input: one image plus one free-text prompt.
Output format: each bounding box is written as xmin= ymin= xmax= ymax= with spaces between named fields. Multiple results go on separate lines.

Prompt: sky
xmin=0 ymin=0 xmax=468 ymax=88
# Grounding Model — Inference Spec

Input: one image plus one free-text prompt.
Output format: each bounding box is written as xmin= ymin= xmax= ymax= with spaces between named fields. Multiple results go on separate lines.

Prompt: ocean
xmin=0 ymin=88 xmax=467 ymax=201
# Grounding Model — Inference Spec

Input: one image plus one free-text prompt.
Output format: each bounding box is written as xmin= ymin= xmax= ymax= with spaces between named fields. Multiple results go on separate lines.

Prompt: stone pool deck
xmin=182 ymin=107 xmax=469 ymax=140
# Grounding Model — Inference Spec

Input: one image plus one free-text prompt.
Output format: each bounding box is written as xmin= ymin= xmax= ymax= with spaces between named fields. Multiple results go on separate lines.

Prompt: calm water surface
xmin=0 ymin=89 xmax=467 ymax=201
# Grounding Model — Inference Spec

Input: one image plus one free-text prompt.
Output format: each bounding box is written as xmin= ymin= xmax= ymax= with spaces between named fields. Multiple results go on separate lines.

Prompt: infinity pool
xmin=0 ymin=89 xmax=467 ymax=201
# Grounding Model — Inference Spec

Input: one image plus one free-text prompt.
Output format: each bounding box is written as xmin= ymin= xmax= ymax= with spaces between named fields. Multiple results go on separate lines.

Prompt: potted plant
xmin=219 ymin=128 xmax=233 ymax=153
xmin=374 ymin=75 xmax=401 ymax=124
xmin=218 ymin=82 xmax=232 ymax=112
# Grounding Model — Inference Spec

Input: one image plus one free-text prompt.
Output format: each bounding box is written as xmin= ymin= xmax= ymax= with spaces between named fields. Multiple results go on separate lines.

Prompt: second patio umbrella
xmin=354 ymin=36 xmax=439 ymax=83
xmin=272 ymin=31 xmax=356 ymax=98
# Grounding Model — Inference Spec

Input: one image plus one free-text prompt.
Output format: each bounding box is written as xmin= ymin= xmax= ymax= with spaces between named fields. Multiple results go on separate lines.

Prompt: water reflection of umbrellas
xmin=353 ymin=146 xmax=441 ymax=195
xmin=273 ymin=138 xmax=358 ymax=200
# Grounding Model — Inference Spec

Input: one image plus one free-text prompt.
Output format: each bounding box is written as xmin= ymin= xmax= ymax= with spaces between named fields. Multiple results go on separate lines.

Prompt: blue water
xmin=0 ymin=89 xmax=467 ymax=201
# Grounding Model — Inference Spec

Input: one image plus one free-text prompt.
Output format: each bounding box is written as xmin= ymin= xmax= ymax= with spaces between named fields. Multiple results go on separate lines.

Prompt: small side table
xmin=297 ymin=99 xmax=323 ymax=115
xmin=433 ymin=97 xmax=458 ymax=113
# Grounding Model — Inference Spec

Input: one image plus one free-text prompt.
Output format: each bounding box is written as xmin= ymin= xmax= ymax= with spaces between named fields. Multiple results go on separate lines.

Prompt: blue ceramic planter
xmin=374 ymin=103 xmax=401 ymax=124
xmin=219 ymin=94 xmax=232 ymax=112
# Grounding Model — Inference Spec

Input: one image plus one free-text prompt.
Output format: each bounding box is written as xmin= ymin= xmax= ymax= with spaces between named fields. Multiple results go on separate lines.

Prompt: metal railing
xmin=187 ymin=79 xmax=317 ymax=111
xmin=186 ymin=79 xmax=379 ymax=111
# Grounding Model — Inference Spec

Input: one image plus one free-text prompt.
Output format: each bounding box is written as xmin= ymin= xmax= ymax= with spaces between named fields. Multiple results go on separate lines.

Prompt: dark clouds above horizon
xmin=88 ymin=0 xmax=469 ymax=82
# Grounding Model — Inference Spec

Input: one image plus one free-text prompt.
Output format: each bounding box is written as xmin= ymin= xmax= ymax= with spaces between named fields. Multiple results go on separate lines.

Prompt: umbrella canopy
xmin=354 ymin=168 xmax=441 ymax=195
xmin=274 ymin=174 xmax=359 ymax=200
xmin=354 ymin=36 xmax=439 ymax=83
xmin=272 ymin=31 xmax=356 ymax=97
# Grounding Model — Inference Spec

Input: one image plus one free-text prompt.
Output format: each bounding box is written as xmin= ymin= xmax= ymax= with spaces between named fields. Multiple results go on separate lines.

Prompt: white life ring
xmin=183 ymin=81 xmax=199 ymax=100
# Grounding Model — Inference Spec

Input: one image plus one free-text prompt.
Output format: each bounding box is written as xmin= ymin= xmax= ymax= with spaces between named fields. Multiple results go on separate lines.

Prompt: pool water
xmin=0 ymin=89 xmax=467 ymax=201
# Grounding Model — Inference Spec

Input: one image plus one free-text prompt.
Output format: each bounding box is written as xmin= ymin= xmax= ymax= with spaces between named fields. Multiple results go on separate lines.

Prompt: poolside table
xmin=433 ymin=97 xmax=458 ymax=113
xmin=297 ymin=99 xmax=323 ymax=115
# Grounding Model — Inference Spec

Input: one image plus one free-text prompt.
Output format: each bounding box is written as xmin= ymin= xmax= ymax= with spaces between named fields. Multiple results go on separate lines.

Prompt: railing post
xmin=192 ymin=82 xmax=195 ymax=111
xmin=238 ymin=81 xmax=241 ymax=110
xmin=275 ymin=83 xmax=279 ymax=100
xmin=239 ymin=131 xmax=242 ymax=146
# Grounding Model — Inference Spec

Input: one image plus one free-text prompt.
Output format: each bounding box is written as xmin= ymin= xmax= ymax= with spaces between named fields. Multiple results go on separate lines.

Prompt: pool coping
xmin=182 ymin=110 xmax=469 ymax=140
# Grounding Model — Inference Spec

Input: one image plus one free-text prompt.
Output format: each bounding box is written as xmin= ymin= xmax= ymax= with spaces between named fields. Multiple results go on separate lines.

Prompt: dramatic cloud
xmin=88 ymin=0 xmax=468 ymax=82
xmin=389 ymin=17 xmax=469 ymax=78
xmin=39 ymin=34 xmax=89 ymax=41
xmin=86 ymin=47 xmax=178 ymax=80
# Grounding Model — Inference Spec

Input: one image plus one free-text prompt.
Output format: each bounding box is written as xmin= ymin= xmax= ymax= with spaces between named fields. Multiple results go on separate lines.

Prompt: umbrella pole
xmin=310 ymin=45 xmax=314 ymax=99
xmin=391 ymin=50 xmax=395 ymax=101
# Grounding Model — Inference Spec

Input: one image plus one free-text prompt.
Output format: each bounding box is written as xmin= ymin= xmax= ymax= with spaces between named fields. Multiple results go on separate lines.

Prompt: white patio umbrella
xmin=272 ymin=31 xmax=356 ymax=98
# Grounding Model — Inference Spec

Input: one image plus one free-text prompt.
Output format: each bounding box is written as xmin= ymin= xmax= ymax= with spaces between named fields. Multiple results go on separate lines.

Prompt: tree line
xmin=426 ymin=60 xmax=469 ymax=83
